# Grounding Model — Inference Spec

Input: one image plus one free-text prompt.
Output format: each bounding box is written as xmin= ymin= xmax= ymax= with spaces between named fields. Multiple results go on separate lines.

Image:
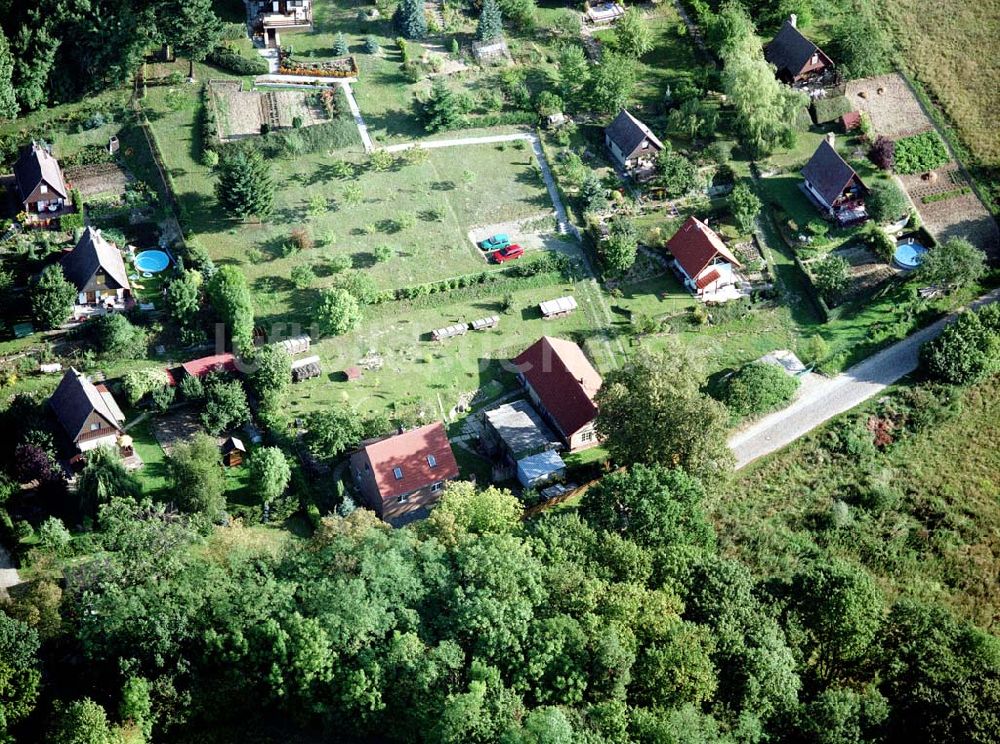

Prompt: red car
xmin=492 ymin=243 xmax=524 ymax=263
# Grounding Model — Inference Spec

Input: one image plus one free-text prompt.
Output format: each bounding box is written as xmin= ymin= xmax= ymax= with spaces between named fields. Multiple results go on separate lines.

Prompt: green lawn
xmin=285 ymin=280 xmax=616 ymax=421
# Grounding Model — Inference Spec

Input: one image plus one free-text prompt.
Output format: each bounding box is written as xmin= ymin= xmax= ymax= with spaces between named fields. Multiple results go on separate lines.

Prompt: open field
xmin=877 ymin=0 xmax=1000 ymax=171
xmin=717 ymin=375 xmax=1000 ymax=631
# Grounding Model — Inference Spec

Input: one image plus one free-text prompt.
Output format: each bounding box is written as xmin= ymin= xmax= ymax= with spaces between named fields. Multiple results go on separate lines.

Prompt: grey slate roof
xmin=605 ymin=110 xmax=664 ymax=159
xmin=764 ymin=21 xmax=830 ymax=78
xmin=801 ymin=140 xmax=864 ymax=206
xmin=61 ymin=227 xmax=130 ymax=292
xmin=13 ymin=141 xmax=68 ymax=201
xmin=485 ymin=399 xmax=560 ymax=458
xmin=49 ymin=368 xmax=125 ymax=442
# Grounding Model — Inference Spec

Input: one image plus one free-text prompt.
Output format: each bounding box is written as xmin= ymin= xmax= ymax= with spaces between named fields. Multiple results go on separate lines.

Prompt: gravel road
xmin=729 ymin=288 xmax=1000 ymax=469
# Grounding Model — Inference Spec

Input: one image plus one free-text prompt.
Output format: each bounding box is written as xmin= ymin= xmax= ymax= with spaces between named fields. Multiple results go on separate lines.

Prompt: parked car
xmin=480 ymin=233 xmax=510 ymax=251
xmin=492 ymin=244 xmax=524 ymax=263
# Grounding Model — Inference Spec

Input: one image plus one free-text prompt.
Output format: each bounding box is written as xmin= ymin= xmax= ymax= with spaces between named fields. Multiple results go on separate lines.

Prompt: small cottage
xmin=14 ymin=141 xmax=69 ymax=215
xmin=604 ymin=109 xmax=665 ymax=174
xmin=801 ymin=136 xmax=869 ymax=224
xmin=764 ymin=15 xmax=833 ymax=84
xmin=61 ymin=227 xmax=131 ymax=309
xmin=49 ymin=368 xmax=126 ymax=452
xmin=665 ymin=216 xmax=748 ymax=302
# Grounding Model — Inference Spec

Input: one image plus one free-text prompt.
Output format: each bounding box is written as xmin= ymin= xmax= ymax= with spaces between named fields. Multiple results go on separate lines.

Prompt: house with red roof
xmin=665 ymin=216 xmax=748 ymax=303
xmin=511 ymin=337 xmax=603 ymax=452
xmin=349 ymin=422 xmax=460 ymax=524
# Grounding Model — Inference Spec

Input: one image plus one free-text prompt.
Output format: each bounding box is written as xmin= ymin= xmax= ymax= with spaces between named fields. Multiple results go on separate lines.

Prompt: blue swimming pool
xmin=134 ymin=250 xmax=170 ymax=273
xmin=893 ymin=239 xmax=927 ymax=270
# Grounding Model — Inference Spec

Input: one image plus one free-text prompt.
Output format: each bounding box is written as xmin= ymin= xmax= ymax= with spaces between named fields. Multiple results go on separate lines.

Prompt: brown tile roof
xmin=13 ymin=141 xmax=68 ymax=202
xmin=801 ymin=139 xmax=866 ymax=206
xmin=512 ymin=337 xmax=602 ymax=438
xmin=361 ymin=422 xmax=459 ymax=501
xmin=666 ymin=216 xmax=743 ymax=280
xmin=49 ymin=368 xmax=125 ymax=442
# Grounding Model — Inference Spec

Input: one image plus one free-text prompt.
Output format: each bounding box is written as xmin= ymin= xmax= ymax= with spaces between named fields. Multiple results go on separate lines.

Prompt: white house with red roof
xmin=665 ymin=216 xmax=749 ymax=303
xmin=511 ymin=337 xmax=603 ymax=452
xmin=350 ymin=422 xmax=460 ymax=525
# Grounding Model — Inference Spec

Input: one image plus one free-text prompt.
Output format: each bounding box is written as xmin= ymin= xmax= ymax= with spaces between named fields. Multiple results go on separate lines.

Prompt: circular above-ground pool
xmin=893 ymin=238 xmax=928 ymax=270
xmin=134 ymin=249 xmax=171 ymax=273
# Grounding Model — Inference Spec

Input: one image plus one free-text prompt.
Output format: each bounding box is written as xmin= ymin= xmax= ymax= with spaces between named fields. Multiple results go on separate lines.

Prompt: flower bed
xmin=278 ymin=54 xmax=358 ymax=78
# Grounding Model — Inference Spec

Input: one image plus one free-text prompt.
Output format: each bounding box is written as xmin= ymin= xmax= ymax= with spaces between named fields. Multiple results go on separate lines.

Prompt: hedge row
xmin=207 ymin=44 xmax=269 ymax=76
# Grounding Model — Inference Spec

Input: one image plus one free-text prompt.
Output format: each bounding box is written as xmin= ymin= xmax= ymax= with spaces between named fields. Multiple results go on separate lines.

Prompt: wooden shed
xmin=222 ymin=436 xmax=247 ymax=467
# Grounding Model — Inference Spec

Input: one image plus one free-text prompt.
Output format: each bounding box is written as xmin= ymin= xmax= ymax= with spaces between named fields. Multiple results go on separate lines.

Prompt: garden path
xmin=729 ymin=287 xmax=1000 ymax=468
xmin=0 ymin=545 xmax=20 ymax=592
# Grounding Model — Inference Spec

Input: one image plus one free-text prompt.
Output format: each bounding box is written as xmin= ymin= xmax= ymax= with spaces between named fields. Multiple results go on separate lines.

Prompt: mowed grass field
xmin=143 ymin=85 xmax=554 ymax=306
xmin=878 ymin=0 xmax=1000 ymax=170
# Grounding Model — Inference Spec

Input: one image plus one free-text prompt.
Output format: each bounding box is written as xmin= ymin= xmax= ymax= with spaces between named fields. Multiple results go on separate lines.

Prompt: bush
xmin=60 ymin=212 xmax=84 ymax=232
xmin=869 ymin=136 xmax=895 ymax=171
xmin=920 ymin=304 xmax=1000 ymax=384
xmin=206 ymin=45 xmax=269 ymax=76
xmin=893 ymin=132 xmax=950 ymax=174
xmin=866 ymin=180 xmax=909 ymax=224
xmin=364 ymin=35 xmax=380 ymax=54
xmin=812 ymin=254 xmax=851 ymax=305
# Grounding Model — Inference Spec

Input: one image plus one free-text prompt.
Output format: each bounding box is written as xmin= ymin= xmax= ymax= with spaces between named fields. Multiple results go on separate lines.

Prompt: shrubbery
xmin=723 ymin=361 xmax=799 ymax=418
xmin=921 ymin=304 xmax=1000 ymax=384
xmin=206 ymin=45 xmax=269 ymax=76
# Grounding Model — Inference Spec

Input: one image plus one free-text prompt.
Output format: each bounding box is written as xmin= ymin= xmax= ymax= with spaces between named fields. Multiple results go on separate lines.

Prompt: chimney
xmin=826 ymin=132 xmax=836 ymax=147
xmin=789 ymin=13 xmax=797 ymax=27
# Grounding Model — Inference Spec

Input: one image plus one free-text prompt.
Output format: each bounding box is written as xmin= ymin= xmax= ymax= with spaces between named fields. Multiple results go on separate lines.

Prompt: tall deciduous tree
xmin=303 ymin=407 xmax=362 ymax=461
xmin=31 ymin=264 xmax=75 ymax=329
xmin=317 ymin=287 xmax=361 ymax=335
xmin=11 ymin=21 xmax=59 ymax=112
xmin=718 ymin=5 xmax=806 ymax=158
xmin=206 ymin=266 xmax=254 ymax=351
xmin=595 ymin=347 xmax=734 ymax=482
xmin=729 ymin=181 xmax=762 ymax=233
xmin=166 ymin=432 xmax=226 ymax=518
xmin=216 ymin=149 xmax=275 ymax=222
xmin=0 ymin=613 xmax=41 ymax=734
xmin=657 ymin=144 xmax=699 ymax=197
xmin=602 ymin=216 xmax=639 ymax=274
xmin=478 ymin=0 xmax=504 ymax=41
xmin=614 ymin=7 xmax=652 ymax=59
xmin=248 ymin=446 xmax=291 ymax=504
xmin=165 ymin=269 xmax=203 ymax=343
xmin=425 ymin=481 xmax=522 ymax=537
xmin=76 ymin=445 xmax=142 ymax=517
xmin=0 ymin=26 xmax=20 ymax=119
xmin=201 ymin=375 xmax=250 ymax=434
xmin=917 ymin=237 xmax=987 ymax=290
xmin=556 ymin=45 xmax=590 ymax=110
xmin=589 ymin=52 xmax=636 ymax=114
xmin=157 ymin=0 xmax=223 ymax=79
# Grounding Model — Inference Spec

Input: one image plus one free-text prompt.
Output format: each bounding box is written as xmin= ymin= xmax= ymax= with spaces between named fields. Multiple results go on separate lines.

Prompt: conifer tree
xmin=477 ymin=0 xmax=503 ymax=42
xmin=215 ymin=149 xmax=275 ymax=221
xmin=334 ymin=32 xmax=349 ymax=56
xmin=394 ymin=0 xmax=428 ymax=40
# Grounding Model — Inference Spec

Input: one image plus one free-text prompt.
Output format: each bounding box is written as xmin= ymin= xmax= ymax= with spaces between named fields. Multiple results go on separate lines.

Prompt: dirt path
xmin=730 ymin=287 xmax=1000 ymax=468
xmin=0 ymin=544 xmax=20 ymax=592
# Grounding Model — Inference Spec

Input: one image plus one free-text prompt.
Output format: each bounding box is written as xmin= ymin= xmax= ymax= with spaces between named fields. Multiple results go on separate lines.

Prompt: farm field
xmin=877 ymin=0 xmax=1000 ymax=174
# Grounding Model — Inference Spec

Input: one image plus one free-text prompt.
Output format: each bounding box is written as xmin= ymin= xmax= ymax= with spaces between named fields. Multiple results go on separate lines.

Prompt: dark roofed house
xmin=801 ymin=135 xmax=869 ymax=224
xmin=512 ymin=337 xmax=602 ymax=452
xmin=61 ymin=227 xmax=131 ymax=308
xmin=49 ymin=368 xmax=126 ymax=452
xmin=665 ymin=216 xmax=748 ymax=302
xmin=350 ymin=422 xmax=460 ymax=525
xmin=764 ymin=15 xmax=833 ymax=84
xmin=604 ymin=109 xmax=665 ymax=175
xmin=13 ymin=141 xmax=69 ymax=215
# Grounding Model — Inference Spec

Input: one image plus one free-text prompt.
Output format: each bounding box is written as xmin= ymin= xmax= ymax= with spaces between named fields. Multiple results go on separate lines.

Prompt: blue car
xmin=480 ymin=233 xmax=511 ymax=251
